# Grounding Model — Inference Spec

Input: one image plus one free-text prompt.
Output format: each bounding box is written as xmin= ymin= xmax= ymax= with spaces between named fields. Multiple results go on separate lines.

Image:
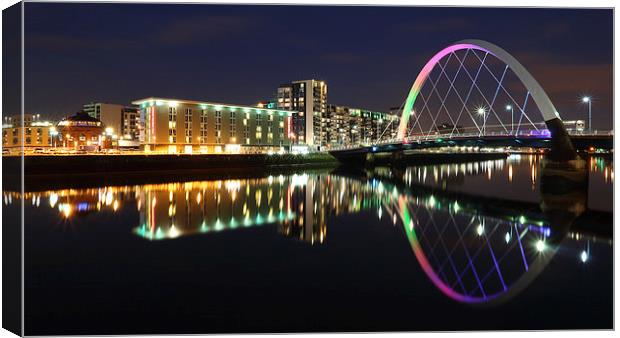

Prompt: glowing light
xmin=580 ymin=250 xmax=588 ymax=263
xmin=582 ymin=96 xmax=590 ymax=103
xmin=60 ymin=203 xmax=72 ymax=218
xmin=49 ymin=193 xmax=58 ymax=208
xmin=105 ymin=191 xmax=114 ymax=206
xmin=476 ymin=224 xmax=484 ymax=236
xmin=505 ymin=232 xmax=511 ymax=243
xmin=168 ymin=226 xmax=181 ymax=238
xmin=519 ymin=215 xmax=526 ymax=224
xmin=169 ymin=101 xmax=179 ymax=107
xmin=536 ymin=240 xmax=546 ymax=252
xmin=477 ymin=107 xmax=486 ymax=115
xmin=505 ymin=105 xmax=512 ymax=111
xmin=428 ymin=195 xmax=436 ymax=208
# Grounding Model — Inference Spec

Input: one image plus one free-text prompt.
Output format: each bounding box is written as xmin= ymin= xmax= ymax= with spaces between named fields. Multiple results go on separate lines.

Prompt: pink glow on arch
xmin=397 ymin=196 xmax=500 ymax=304
xmin=397 ymin=43 xmax=495 ymax=139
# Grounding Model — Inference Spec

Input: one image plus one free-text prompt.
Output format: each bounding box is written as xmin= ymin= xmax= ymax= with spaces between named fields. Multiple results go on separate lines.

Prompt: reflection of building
xmin=2 ymin=114 xmax=55 ymax=150
xmin=83 ymin=102 xmax=141 ymax=141
xmin=57 ymin=112 xmax=106 ymax=150
xmin=134 ymin=178 xmax=295 ymax=240
xmin=277 ymin=80 xmax=328 ymax=147
xmin=133 ymin=97 xmax=294 ymax=154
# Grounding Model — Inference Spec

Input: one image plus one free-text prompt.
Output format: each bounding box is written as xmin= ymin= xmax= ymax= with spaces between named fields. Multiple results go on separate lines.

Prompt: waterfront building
xmin=56 ymin=111 xmax=107 ymax=150
xmin=325 ymin=105 xmax=400 ymax=147
xmin=351 ymin=108 xmax=400 ymax=144
xmin=2 ymin=114 xmax=56 ymax=151
xmin=83 ymin=102 xmax=141 ymax=141
xmin=132 ymin=97 xmax=294 ymax=154
xmin=276 ymin=79 xmax=328 ymax=147
xmin=326 ymin=104 xmax=351 ymax=147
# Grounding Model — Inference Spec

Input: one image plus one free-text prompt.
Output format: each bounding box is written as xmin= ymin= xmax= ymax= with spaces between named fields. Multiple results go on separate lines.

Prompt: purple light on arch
xmin=397 ymin=43 xmax=494 ymax=139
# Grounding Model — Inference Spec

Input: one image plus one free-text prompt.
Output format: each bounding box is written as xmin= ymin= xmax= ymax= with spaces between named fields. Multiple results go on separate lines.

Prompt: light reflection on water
xmin=11 ymin=155 xmax=613 ymax=308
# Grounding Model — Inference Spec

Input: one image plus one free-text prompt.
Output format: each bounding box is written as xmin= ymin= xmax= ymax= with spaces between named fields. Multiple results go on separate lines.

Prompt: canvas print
xmin=1 ymin=2 xmax=613 ymax=335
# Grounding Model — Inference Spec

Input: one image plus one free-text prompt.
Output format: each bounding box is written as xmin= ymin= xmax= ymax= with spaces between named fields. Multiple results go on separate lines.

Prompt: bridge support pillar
xmin=545 ymin=117 xmax=578 ymax=162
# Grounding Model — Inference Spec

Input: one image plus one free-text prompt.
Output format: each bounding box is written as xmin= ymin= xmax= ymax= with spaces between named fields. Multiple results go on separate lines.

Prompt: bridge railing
xmin=328 ymin=129 xmax=613 ymax=151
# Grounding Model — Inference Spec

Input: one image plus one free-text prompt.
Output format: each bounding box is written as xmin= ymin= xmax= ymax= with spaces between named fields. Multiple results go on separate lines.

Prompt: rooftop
xmin=132 ymin=97 xmax=294 ymax=115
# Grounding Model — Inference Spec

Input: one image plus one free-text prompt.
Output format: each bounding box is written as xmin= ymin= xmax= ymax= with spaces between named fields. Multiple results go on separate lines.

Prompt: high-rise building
xmin=276 ymin=79 xmax=327 ymax=147
xmin=83 ymin=103 xmax=141 ymax=140
xmin=133 ymin=97 xmax=294 ymax=154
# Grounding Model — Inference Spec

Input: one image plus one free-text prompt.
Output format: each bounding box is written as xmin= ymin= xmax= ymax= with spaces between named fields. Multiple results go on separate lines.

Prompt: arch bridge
xmin=330 ymin=39 xmax=612 ymax=163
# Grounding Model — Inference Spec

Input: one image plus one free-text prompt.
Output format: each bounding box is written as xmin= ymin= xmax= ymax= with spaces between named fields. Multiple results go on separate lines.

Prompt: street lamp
xmin=506 ymin=105 xmax=514 ymax=135
xmin=477 ymin=107 xmax=486 ymax=135
xmin=582 ymin=96 xmax=592 ymax=133
xmin=49 ymin=127 xmax=58 ymax=148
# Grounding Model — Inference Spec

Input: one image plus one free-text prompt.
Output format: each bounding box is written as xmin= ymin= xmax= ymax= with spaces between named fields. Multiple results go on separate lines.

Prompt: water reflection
xmin=10 ymin=155 xmax=612 ymax=307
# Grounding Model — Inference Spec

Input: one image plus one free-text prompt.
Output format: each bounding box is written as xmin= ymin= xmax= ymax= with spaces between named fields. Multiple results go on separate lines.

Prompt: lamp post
xmin=506 ymin=105 xmax=514 ymax=135
xmin=49 ymin=127 xmax=58 ymax=148
xmin=477 ymin=107 xmax=486 ymax=135
xmin=582 ymin=96 xmax=592 ymax=133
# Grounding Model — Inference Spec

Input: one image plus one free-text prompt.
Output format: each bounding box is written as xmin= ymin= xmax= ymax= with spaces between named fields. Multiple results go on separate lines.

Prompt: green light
xmin=519 ymin=215 xmax=526 ymax=224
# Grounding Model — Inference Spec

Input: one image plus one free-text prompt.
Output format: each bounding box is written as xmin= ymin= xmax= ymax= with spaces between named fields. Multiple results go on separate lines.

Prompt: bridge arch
xmin=396 ymin=39 xmax=576 ymax=161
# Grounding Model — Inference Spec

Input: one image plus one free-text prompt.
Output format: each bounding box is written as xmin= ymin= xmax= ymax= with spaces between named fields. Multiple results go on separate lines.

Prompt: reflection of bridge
xmin=7 ymin=158 xmax=612 ymax=305
xmin=330 ymin=39 xmax=613 ymax=164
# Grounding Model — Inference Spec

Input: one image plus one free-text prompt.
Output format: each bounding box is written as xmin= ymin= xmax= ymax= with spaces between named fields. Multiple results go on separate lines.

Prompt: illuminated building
xmin=56 ymin=112 xmax=106 ymax=150
xmin=326 ymin=105 xmax=351 ymax=147
xmin=256 ymin=99 xmax=278 ymax=109
xmin=326 ymin=105 xmax=400 ymax=147
xmin=132 ymin=97 xmax=294 ymax=154
xmin=2 ymin=114 xmax=55 ymax=150
xmin=277 ymin=79 xmax=328 ymax=148
xmin=83 ymin=102 xmax=141 ymax=142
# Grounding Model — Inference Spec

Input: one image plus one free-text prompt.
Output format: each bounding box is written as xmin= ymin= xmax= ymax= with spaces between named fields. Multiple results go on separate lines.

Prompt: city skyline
xmin=19 ymin=4 xmax=613 ymax=129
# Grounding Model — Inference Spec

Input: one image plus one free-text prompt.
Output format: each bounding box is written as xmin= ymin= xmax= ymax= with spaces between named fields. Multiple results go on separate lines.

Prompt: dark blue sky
xmin=23 ymin=4 xmax=612 ymax=127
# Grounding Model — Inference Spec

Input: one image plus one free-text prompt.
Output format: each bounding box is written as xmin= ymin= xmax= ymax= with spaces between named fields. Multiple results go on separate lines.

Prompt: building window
xmin=243 ymin=116 xmax=250 ymax=145
xmin=185 ymin=108 xmax=192 ymax=143
xmin=278 ymin=116 xmax=284 ymax=140
xmin=215 ymin=111 xmax=222 ymax=144
xmin=200 ymin=109 xmax=208 ymax=144
xmin=229 ymin=111 xmax=236 ymax=142
xmin=168 ymin=107 xmax=177 ymax=143
xmin=267 ymin=114 xmax=274 ymax=144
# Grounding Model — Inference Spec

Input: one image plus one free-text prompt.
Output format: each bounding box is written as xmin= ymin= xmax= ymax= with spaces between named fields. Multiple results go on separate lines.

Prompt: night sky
xmin=22 ymin=4 xmax=613 ymax=128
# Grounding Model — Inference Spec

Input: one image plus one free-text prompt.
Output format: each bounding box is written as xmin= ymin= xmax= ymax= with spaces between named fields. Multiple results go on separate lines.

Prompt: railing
xmin=329 ymin=129 xmax=613 ymax=151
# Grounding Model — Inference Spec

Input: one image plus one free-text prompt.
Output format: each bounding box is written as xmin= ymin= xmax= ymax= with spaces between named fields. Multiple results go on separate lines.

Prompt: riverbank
xmin=3 ymin=153 xmax=339 ymax=191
